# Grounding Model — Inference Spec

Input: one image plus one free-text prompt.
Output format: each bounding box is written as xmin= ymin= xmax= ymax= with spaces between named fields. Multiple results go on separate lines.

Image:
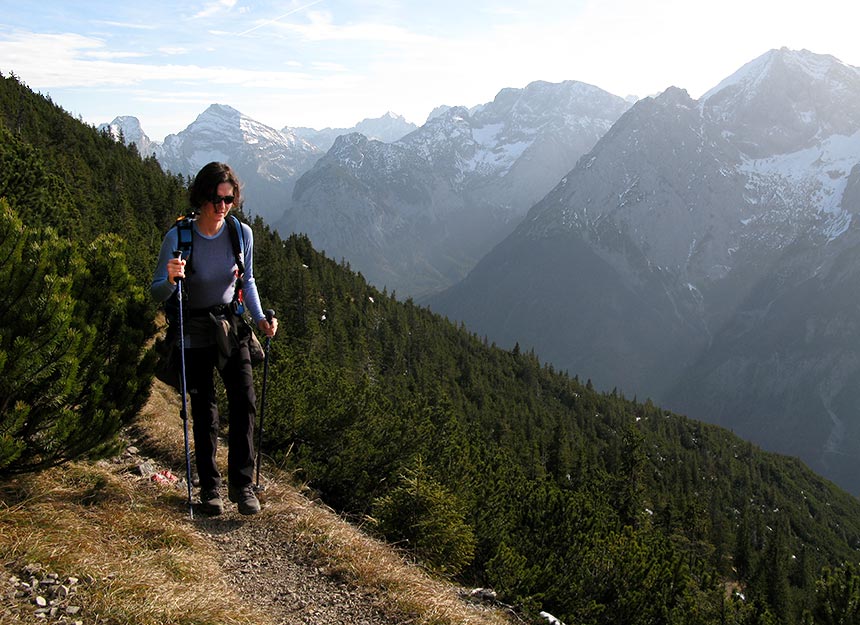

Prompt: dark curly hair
xmin=189 ymin=162 xmax=243 ymax=209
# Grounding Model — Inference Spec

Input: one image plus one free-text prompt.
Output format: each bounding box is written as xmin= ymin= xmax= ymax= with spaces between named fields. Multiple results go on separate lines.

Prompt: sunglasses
xmin=211 ymin=195 xmax=235 ymax=205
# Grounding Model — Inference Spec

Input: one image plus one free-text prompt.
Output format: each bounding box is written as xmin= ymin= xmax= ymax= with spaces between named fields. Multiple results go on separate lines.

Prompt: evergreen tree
xmin=810 ymin=565 xmax=860 ymax=625
xmin=372 ymin=457 xmax=477 ymax=576
xmin=0 ymin=203 xmax=152 ymax=472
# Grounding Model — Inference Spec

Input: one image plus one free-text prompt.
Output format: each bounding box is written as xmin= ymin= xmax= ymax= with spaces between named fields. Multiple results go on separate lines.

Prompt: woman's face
xmin=201 ymin=181 xmax=235 ymax=223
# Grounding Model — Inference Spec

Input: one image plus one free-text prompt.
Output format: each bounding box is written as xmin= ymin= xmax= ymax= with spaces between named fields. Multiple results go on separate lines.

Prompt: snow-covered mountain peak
xmin=183 ymin=104 xmax=315 ymax=152
xmin=153 ymin=104 xmax=322 ymax=222
xmin=99 ymin=115 xmax=144 ymax=139
xmin=378 ymin=111 xmax=404 ymax=121
xmin=703 ymin=48 xmax=854 ymax=104
xmin=481 ymin=80 xmax=629 ymax=132
xmin=399 ymin=106 xmax=474 ymax=161
xmin=426 ymin=105 xmax=452 ymax=122
xmin=396 ymin=81 xmax=631 ymax=181
xmin=328 ymin=132 xmax=383 ymax=168
xmin=518 ymin=48 xmax=860 ymax=284
xmin=654 ymin=86 xmax=695 ymax=106
xmin=98 ymin=115 xmax=157 ymax=156
xmin=700 ymin=48 xmax=860 ymax=157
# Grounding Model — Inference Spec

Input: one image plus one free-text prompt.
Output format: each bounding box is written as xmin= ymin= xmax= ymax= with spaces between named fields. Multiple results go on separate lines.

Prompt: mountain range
xmin=101 ymin=80 xmax=631 ymax=296
xmin=98 ymin=107 xmax=417 ymax=224
xmin=12 ymin=65 xmax=860 ymax=623
xmin=429 ymin=47 xmax=860 ymax=494
xmin=102 ymin=104 xmax=321 ymax=223
xmin=279 ymin=80 xmax=631 ymax=295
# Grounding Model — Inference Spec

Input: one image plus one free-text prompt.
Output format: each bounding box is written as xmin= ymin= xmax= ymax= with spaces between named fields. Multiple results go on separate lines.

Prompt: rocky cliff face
xmin=429 ymin=48 xmax=860 ymax=493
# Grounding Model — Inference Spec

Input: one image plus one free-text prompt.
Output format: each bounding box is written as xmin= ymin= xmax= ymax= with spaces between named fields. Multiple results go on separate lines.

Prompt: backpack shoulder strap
xmin=164 ymin=214 xmax=195 ymax=321
xmin=170 ymin=214 xmax=196 ymax=275
xmin=174 ymin=214 xmax=194 ymax=256
xmin=227 ymin=215 xmax=245 ymax=277
xmin=227 ymin=216 xmax=248 ymax=315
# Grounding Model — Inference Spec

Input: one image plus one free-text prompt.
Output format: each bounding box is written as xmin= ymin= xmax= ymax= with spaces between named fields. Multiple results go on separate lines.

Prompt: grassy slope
xmin=0 ymin=379 xmax=514 ymax=625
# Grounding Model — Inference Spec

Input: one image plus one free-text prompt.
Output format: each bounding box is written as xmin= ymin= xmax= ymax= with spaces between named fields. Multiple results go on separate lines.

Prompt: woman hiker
xmin=151 ymin=161 xmax=278 ymax=515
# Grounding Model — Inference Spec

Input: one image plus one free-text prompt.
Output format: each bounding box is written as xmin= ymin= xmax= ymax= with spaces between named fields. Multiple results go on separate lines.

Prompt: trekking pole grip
xmin=264 ymin=310 xmax=275 ymax=347
xmin=172 ymin=250 xmax=183 ymax=285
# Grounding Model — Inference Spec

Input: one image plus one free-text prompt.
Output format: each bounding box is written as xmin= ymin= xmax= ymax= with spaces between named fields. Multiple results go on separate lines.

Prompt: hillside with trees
xmin=3 ymin=72 xmax=860 ymax=625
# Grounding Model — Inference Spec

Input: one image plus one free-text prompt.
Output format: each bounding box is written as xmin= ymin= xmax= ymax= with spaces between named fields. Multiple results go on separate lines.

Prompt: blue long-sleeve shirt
xmin=150 ymin=218 xmax=265 ymax=324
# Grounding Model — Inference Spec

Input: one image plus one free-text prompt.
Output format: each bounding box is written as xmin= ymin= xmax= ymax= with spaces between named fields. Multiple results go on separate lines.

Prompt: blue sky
xmin=2 ymin=0 xmax=858 ymax=142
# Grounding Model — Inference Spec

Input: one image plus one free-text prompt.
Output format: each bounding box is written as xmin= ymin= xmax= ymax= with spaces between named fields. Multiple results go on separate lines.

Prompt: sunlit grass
xmin=0 ymin=461 xmax=270 ymax=625
xmin=0 ymin=378 xmax=513 ymax=625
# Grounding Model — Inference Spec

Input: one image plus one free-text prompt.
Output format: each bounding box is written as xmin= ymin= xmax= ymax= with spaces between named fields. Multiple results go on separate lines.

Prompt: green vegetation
xmin=3 ymin=71 xmax=860 ymax=624
xmin=0 ymin=72 xmax=184 ymax=473
xmin=0 ymin=203 xmax=151 ymax=472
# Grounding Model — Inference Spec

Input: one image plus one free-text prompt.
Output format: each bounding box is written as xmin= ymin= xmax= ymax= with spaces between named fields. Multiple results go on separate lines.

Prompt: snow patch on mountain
xmin=740 ymin=130 xmax=860 ymax=240
xmin=466 ymin=122 xmax=534 ymax=176
xmin=190 ymin=148 xmax=230 ymax=167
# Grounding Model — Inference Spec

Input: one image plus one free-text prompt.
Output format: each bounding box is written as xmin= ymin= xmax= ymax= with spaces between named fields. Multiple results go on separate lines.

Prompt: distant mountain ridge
xmin=429 ymin=47 xmax=860 ymax=494
xmin=287 ymin=111 xmax=418 ymax=152
xmin=280 ymin=80 xmax=632 ymax=296
xmin=98 ymin=109 xmax=417 ymax=222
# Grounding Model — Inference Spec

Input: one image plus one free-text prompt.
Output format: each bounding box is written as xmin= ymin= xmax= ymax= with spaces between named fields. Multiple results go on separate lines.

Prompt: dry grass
xmin=0 ymin=379 xmax=516 ymax=625
xmin=0 ymin=462 xmax=272 ymax=625
xmin=260 ymin=478 xmax=516 ymax=625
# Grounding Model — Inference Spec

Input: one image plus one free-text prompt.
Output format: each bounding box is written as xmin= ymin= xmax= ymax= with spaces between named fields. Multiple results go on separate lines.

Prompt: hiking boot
xmin=228 ymin=483 xmax=261 ymax=515
xmin=198 ymin=488 xmax=224 ymax=516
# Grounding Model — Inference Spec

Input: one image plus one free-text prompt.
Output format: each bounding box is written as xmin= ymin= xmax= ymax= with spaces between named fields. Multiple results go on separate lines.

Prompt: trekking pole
xmin=255 ymin=308 xmax=276 ymax=491
xmin=173 ymin=250 xmax=194 ymax=519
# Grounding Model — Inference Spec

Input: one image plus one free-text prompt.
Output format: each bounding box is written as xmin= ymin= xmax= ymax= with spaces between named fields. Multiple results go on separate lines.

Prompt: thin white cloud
xmin=94 ymin=20 xmax=158 ymax=30
xmin=310 ymin=61 xmax=349 ymax=72
xmin=269 ymin=10 xmax=436 ymax=45
xmin=0 ymin=31 xmax=322 ymax=90
xmin=83 ymin=50 xmax=149 ymax=60
xmin=193 ymin=0 xmax=238 ymax=20
xmin=237 ymin=0 xmax=325 ymax=37
xmin=158 ymin=46 xmax=190 ymax=56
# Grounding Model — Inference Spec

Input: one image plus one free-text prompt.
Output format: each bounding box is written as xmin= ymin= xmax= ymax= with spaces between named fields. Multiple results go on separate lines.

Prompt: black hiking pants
xmin=185 ymin=340 xmax=257 ymax=492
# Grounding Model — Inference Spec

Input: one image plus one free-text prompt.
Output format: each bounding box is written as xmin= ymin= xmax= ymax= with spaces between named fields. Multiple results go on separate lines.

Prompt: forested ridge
xmin=3 ymin=72 xmax=860 ymax=625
